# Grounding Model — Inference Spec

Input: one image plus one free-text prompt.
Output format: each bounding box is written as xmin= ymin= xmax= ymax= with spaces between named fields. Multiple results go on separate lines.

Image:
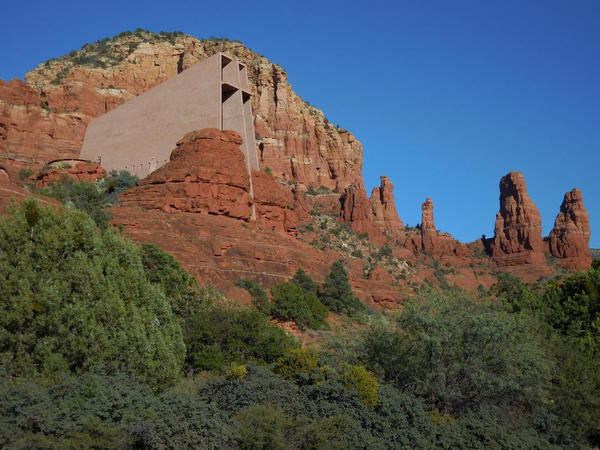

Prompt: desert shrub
xmin=274 ymin=347 xmax=321 ymax=381
xmin=271 ymin=281 xmax=329 ymax=329
xmin=358 ymin=290 xmax=551 ymax=415
xmin=235 ymin=278 xmax=271 ymax=314
xmin=0 ymin=199 xmax=185 ymax=388
xmin=234 ymin=404 xmax=292 ymax=450
xmin=100 ymin=169 xmax=138 ymax=202
xmin=18 ymin=168 xmax=33 ymax=180
xmin=319 ymin=260 xmax=366 ymax=316
xmin=184 ymin=305 xmax=297 ymax=372
xmin=339 ymin=365 xmax=380 ymax=407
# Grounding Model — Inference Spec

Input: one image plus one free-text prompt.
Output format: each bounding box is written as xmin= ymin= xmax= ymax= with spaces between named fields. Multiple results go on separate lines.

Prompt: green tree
xmin=271 ymin=281 xmax=328 ymax=329
xmin=358 ymin=290 xmax=551 ymax=414
xmin=184 ymin=304 xmax=297 ymax=372
xmin=0 ymin=199 xmax=185 ymax=388
xmin=235 ymin=278 xmax=271 ymax=315
xmin=319 ymin=261 xmax=366 ymax=316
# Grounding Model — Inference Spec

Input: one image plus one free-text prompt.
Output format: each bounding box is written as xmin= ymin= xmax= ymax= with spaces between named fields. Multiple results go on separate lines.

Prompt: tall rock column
xmin=340 ymin=184 xmax=386 ymax=243
xmin=421 ymin=198 xmax=436 ymax=253
xmin=549 ymin=188 xmax=592 ymax=269
xmin=490 ymin=171 xmax=545 ymax=265
xmin=370 ymin=176 xmax=404 ymax=237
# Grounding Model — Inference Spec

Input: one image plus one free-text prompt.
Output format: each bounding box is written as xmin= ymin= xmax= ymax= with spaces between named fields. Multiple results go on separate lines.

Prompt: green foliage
xmin=226 ymin=362 xmax=248 ymax=380
xmin=358 ymin=290 xmax=551 ymax=414
xmin=184 ymin=304 xmax=297 ymax=372
xmin=235 ymin=404 xmax=292 ymax=450
xmin=18 ymin=168 xmax=33 ymax=180
xmin=339 ymin=365 xmax=380 ymax=407
xmin=305 ymin=185 xmax=331 ymax=196
xmin=271 ymin=281 xmax=329 ymax=329
xmin=319 ymin=260 xmax=366 ymax=316
xmin=263 ymin=166 xmax=273 ymax=175
xmin=0 ymin=200 xmax=185 ymax=389
xmin=275 ymin=347 xmax=321 ymax=381
xmin=291 ymin=268 xmax=319 ymax=294
xmin=99 ymin=169 xmax=138 ymax=202
xmin=36 ymin=178 xmax=112 ymax=228
xmin=235 ymin=278 xmax=271 ymax=314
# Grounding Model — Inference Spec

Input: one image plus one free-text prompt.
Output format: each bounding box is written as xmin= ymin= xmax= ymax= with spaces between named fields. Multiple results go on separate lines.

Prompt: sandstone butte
xmin=0 ymin=30 xmax=594 ymax=307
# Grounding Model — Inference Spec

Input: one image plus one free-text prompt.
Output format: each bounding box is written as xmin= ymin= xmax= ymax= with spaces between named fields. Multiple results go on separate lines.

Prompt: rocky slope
xmin=1 ymin=30 xmax=362 ymax=190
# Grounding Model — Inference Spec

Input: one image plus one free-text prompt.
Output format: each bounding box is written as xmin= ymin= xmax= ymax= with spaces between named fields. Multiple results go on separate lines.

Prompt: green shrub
xmin=0 ymin=200 xmax=185 ymax=389
xmin=235 ymin=404 xmax=292 ymax=449
xmin=18 ymin=168 xmax=33 ymax=180
xmin=319 ymin=261 xmax=366 ymax=316
xmin=36 ymin=179 xmax=112 ymax=229
xmin=339 ymin=365 xmax=380 ymax=407
xmin=275 ymin=347 xmax=321 ymax=380
xmin=358 ymin=290 xmax=551 ymax=415
xmin=235 ymin=278 xmax=271 ymax=314
xmin=100 ymin=169 xmax=138 ymax=202
xmin=184 ymin=304 xmax=297 ymax=372
xmin=271 ymin=281 xmax=329 ymax=329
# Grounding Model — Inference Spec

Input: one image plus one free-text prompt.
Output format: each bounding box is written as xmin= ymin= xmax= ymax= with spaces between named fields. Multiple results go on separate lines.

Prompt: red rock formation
xmin=490 ymin=171 xmax=545 ymax=265
xmin=0 ymin=166 xmax=56 ymax=211
xmin=549 ymin=188 xmax=592 ymax=269
xmin=120 ymin=129 xmax=253 ymax=220
xmin=421 ymin=198 xmax=436 ymax=253
xmin=2 ymin=32 xmax=363 ymax=191
xmin=34 ymin=162 xmax=107 ymax=188
xmin=370 ymin=176 xmax=403 ymax=236
xmin=252 ymin=170 xmax=298 ymax=235
xmin=340 ymin=184 xmax=385 ymax=242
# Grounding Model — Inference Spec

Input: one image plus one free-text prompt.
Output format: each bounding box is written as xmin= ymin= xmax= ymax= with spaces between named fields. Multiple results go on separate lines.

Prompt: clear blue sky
xmin=2 ymin=0 xmax=598 ymax=247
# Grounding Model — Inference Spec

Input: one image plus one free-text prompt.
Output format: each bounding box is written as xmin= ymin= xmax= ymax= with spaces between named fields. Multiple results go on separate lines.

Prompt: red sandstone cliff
xmin=490 ymin=171 xmax=546 ymax=265
xmin=1 ymin=31 xmax=362 ymax=191
xmin=549 ymin=188 xmax=592 ymax=269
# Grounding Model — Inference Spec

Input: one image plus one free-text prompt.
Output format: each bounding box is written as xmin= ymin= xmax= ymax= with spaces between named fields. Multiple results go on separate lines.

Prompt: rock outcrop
xmin=252 ymin=170 xmax=298 ymax=235
xmin=490 ymin=171 xmax=546 ymax=265
xmin=120 ymin=129 xmax=252 ymax=219
xmin=120 ymin=128 xmax=297 ymax=235
xmin=340 ymin=184 xmax=385 ymax=242
xmin=34 ymin=162 xmax=107 ymax=187
xmin=1 ymin=31 xmax=363 ymax=191
xmin=370 ymin=176 xmax=404 ymax=236
xmin=549 ymin=188 xmax=592 ymax=269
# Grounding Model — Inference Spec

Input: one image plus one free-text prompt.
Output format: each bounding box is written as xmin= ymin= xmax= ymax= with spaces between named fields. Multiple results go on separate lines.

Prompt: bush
xmin=339 ymin=365 xmax=380 ymax=407
xmin=36 ymin=179 xmax=112 ymax=228
xmin=0 ymin=199 xmax=185 ymax=389
xmin=319 ymin=261 xmax=366 ymax=316
xmin=234 ymin=404 xmax=292 ymax=450
xmin=184 ymin=304 xmax=297 ymax=372
xmin=358 ymin=290 xmax=551 ymax=415
xmin=100 ymin=169 xmax=138 ymax=202
xmin=235 ymin=278 xmax=271 ymax=314
xmin=271 ymin=281 xmax=329 ymax=329
xmin=18 ymin=168 xmax=33 ymax=180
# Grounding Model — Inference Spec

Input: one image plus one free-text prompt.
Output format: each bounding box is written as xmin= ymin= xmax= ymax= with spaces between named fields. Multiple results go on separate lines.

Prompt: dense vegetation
xmin=0 ymin=200 xmax=598 ymax=448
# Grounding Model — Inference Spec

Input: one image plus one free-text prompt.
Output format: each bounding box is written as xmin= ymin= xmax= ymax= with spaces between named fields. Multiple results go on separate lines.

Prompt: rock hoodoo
xmin=421 ymin=198 xmax=436 ymax=253
xmin=340 ymin=184 xmax=384 ymax=241
xmin=490 ymin=171 xmax=546 ymax=265
xmin=549 ymin=188 xmax=592 ymax=269
xmin=370 ymin=176 xmax=404 ymax=236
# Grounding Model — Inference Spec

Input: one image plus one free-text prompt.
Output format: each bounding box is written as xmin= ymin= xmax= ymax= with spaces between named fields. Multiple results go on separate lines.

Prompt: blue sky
xmin=1 ymin=0 xmax=598 ymax=246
